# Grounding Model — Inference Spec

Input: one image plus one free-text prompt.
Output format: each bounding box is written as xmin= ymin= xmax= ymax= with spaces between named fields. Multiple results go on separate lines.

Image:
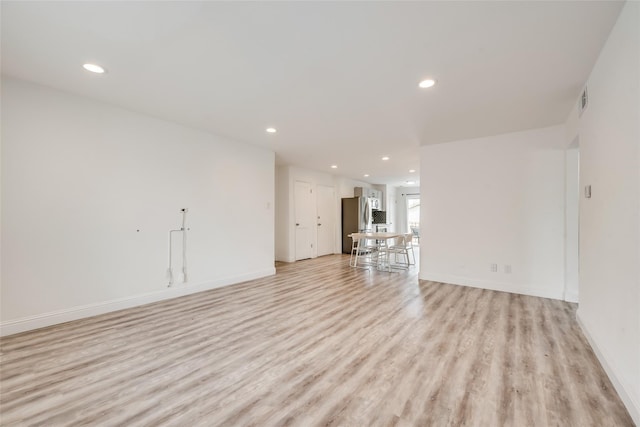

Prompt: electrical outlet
xmin=504 ymin=265 xmax=512 ymax=274
xmin=490 ymin=263 xmax=498 ymax=273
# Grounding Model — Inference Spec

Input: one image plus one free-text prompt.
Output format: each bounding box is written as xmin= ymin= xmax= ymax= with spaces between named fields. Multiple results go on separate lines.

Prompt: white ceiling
xmin=1 ymin=1 xmax=623 ymax=186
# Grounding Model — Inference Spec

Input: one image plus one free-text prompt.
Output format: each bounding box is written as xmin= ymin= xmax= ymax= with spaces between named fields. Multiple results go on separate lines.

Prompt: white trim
xmin=418 ymin=272 xmax=564 ymax=300
xmin=0 ymin=267 xmax=276 ymax=337
xmin=563 ymin=290 xmax=579 ymax=303
xmin=576 ymin=310 xmax=640 ymax=426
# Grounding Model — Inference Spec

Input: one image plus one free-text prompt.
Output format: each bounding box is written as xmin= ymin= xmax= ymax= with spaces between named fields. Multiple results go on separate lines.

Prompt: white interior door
xmin=316 ymin=185 xmax=335 ymax=256
xmin=294 ymin=181 xmax=314 ymax=260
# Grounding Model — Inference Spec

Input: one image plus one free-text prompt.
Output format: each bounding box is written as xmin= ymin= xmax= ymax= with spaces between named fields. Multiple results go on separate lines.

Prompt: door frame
xmin=316 ymin=184 xmax=336 ymax=256
xmin=294 ymin=180 xmax=314 ymax=261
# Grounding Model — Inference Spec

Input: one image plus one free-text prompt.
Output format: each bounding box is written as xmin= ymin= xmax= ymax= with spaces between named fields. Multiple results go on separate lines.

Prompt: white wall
xmin=564 ymin=145 xmax=580 ymax=303
xmin=335 ymin=176 xmax=373 ymax=200
xmin=1 ymin=78 xmax=275 ymax=335
xmin=572 ymin=2 xmax=640 ymax=423
xmin=420 ymin=125 xmax=567 ymax=300
xmin=274 ymin=166 xmax=290 ymax=262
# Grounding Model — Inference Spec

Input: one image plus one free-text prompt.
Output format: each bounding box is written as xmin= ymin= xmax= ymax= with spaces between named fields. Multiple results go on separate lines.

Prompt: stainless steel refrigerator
xmin=342 ymin=197 xmax=373 ymax=253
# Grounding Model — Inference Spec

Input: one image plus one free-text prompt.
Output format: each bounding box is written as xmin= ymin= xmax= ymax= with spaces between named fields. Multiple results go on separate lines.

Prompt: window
xmin=407 ymin=196 xmax=420 ymax=231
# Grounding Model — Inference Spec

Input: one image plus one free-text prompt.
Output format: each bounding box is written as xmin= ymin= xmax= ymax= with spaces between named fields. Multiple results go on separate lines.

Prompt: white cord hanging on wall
xmin=167 ymin=208 xmax=188 ymax=286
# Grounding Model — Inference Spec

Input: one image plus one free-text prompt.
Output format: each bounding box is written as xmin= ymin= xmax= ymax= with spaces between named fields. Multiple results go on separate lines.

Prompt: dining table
xmin=348 ymin=232 xmax=403 ymax=271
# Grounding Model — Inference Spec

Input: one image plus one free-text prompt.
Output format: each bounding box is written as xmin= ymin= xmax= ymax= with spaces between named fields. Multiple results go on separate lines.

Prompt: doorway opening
xmin=407 ymin=195 xmax=420 ymax=244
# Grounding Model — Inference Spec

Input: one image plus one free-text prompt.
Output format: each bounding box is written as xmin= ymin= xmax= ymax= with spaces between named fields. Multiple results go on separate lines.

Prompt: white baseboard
xmin=576 ymin=310 xmax=640 ymax=426
xmin=418 ymin=272 xmax=564 ymax=301
xmin=0 ymin=267 xmax=276 ymax=337
xmin=563 ymin=289 xmax=579 ymax=303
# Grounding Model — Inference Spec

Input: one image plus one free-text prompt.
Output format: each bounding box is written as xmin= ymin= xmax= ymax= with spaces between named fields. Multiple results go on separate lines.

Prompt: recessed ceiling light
xmin=418 ymin=79 xmax=436 ymax=89
xmin=409 ymin=169 xmax=416 ymax=173
xmin=364 ymin=174 xmax=370 ymax=177
xmin=331 ymin=165 xmax=338 ymax=169
xmin=83 ymin=63 xmax=106 ymax=74
xmin=381 ymin=156 xmax=390 ymax=161
xmin=266 ymin=127 xmax=277 ymax=133
xmin=406 ymin=181 xmax=416 ymax=185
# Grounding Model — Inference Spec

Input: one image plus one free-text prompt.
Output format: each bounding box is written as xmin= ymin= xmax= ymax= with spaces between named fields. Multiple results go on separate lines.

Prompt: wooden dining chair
xmin=349 ymin=233 xmax=370 ymax=268
xmin=350 ymin=233 xmax=382 ymax=269
xmin=349 ymin=233 xmax=361 ymax=267
xmin=404 ymin=232 xmax=416 ymax=265
xmin=410 ymin=227 xmax=420 ymax=244
xmin=388 ymin=233 xmax=416 ymax=268
xmin=386 ymin=235 xmax=408 ymax=269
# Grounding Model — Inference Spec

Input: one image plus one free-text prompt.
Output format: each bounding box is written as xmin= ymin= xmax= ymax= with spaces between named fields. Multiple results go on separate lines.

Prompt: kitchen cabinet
xmin=354 ymin=187 xmax=382 ymax=201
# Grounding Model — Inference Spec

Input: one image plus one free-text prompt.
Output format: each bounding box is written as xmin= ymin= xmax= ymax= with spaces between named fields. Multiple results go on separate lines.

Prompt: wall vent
xmin=579 ymin=85 xmax=589 ymax=116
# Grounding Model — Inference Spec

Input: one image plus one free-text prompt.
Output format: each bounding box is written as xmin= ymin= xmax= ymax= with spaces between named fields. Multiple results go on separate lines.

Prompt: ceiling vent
xmin=579 ymin=85 xmax=589 ymax=116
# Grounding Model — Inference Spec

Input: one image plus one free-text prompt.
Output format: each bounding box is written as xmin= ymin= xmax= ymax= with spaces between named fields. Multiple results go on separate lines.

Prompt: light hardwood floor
xmin=0 ymin=255 xmax=633 ymax=426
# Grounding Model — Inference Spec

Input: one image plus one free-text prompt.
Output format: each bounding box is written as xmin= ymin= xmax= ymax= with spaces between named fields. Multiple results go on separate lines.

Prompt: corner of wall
xmin=275 ymin=166 xmax=291 ymax=262
xmin=564 ymin=101 xmax=580 ymax=146
xmin=576 ymin=309 xmax=640 ymax=425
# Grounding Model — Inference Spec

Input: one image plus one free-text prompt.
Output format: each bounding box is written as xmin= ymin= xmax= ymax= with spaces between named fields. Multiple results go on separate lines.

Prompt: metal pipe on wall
xmin=167 ymin=208 xmax=188 ymax=286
